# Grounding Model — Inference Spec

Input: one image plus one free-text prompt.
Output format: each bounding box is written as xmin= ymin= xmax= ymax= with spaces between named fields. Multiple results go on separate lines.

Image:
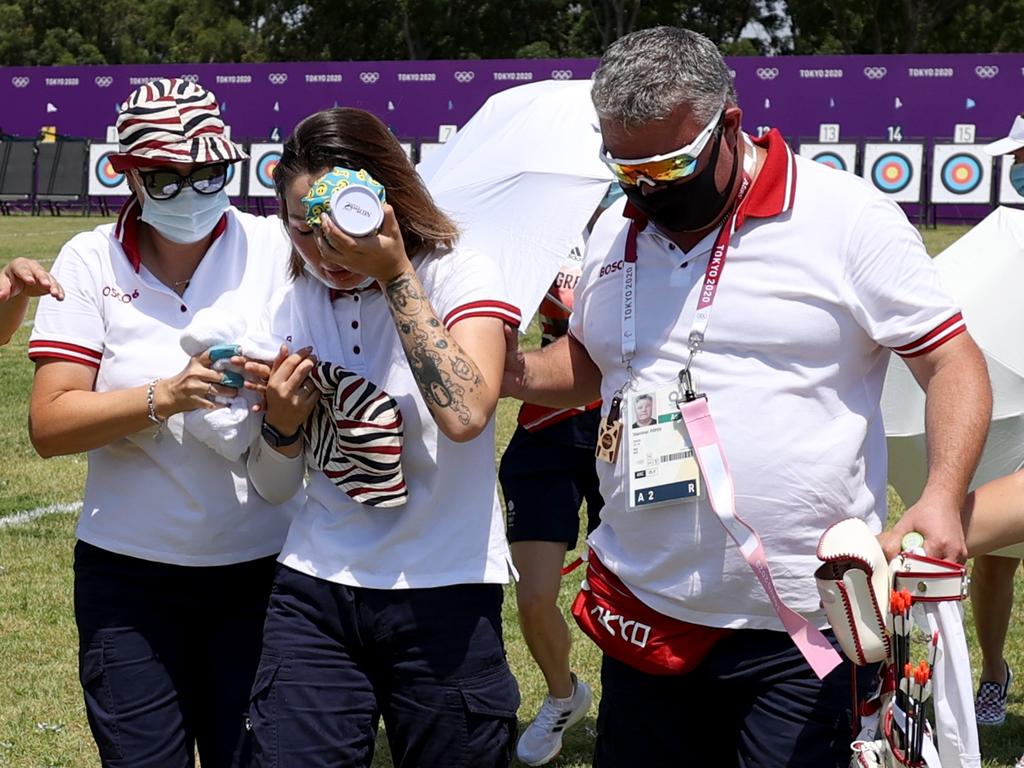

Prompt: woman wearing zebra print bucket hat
xmin=243 ymin=107 xmax=523 ymax=767
xmin=28 ymin=78 xmax=298 ymax=767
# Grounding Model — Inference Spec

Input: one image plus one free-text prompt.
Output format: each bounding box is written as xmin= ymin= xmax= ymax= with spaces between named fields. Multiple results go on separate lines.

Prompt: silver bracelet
xmin=146 ymin=379 xmax=164 ymax=426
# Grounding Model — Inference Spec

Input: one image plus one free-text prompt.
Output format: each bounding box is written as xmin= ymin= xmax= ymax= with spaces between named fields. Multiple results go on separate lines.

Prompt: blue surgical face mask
xmin=140 ymin=187 xmax=230 ymax=244
xmin=1010 ymin=163 xmax=1024 ymax=197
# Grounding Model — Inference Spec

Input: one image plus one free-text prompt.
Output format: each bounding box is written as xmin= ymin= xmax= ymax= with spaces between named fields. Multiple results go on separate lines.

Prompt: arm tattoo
xmin=385 ymin=275 xmax=426 ymax=316
xmin=384 ymin=271 xmax=486 ymax=427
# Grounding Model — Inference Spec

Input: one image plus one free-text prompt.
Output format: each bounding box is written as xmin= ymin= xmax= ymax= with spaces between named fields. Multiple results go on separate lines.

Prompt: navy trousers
xmin=594 ymin=628 xmax=877 ymax=768
xmin=248 ymin=564 xmax=519 ymax=768
xmin=73 ymin=541 xmax=276 ymax=768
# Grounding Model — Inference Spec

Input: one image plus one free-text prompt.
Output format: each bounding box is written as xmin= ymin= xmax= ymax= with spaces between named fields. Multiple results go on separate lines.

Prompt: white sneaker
xmin=516 ymin=674 xmax=593 ymax=766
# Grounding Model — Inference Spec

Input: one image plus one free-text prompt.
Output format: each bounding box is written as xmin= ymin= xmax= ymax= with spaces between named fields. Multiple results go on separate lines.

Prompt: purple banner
xmin=1 ymin=54 xmax=1021 ymax=145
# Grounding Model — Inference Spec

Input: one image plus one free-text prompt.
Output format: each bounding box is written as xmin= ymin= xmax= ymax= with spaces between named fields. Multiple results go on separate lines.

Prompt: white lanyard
xmin=616 ymin=141 xmax=844 ymax=679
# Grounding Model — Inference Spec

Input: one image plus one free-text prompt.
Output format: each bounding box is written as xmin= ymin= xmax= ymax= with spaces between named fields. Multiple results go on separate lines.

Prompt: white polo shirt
xmin=263 ymin=246 xmax=521 ymax=589
xmin=29 ymin=200 xmax=298 ymax=566
xmin=570 ymin=130 xmax=966 ymax=630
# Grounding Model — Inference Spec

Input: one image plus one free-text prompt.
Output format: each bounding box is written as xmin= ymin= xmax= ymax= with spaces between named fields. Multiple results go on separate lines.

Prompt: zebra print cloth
xmin=305 ymin=362 xmax=408 ymax=508
xmin=112 ymin=78 xmax=247 ymax=171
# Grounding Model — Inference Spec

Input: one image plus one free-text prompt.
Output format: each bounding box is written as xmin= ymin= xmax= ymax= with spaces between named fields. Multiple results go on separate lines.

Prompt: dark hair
xmin=274 ymin=108 xmax=459 ymax=279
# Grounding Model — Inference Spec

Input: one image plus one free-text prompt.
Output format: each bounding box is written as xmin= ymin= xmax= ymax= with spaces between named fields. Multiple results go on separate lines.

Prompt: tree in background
xmin=1 ymin=0 xmax=1021 ymax=65
xmin=785 ymin=0 xmax=1024 ymax=54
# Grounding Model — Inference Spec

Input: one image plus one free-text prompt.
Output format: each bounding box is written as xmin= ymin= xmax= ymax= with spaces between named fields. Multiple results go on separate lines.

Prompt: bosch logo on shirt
xmin=599 ymin=260 xmax=625 ymax=278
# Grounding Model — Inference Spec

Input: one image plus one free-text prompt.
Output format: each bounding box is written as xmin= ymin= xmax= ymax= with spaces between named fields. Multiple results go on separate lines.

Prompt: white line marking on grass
xmin=0 ymin=230 xmax=97 ymax=240
xmin=0 ymin=501 xmax=80 ymax=529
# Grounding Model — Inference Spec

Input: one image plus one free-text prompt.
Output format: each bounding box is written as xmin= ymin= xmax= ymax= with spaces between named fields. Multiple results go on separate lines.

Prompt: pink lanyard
xmin=621 ymin=162 xmax=842 ymax=680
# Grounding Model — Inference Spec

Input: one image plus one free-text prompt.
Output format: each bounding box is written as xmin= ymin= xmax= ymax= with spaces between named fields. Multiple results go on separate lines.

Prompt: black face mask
xmin=621 ymin=127 xmax=739 ymax=233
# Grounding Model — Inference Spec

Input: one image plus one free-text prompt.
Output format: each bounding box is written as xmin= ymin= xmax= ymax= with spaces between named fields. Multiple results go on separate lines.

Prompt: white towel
xmin=179 ymin=307 xmax=281 ymax=461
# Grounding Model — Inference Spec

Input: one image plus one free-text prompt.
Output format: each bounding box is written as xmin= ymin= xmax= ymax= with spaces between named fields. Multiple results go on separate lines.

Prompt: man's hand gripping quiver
xmin=815 ymin=518 xmax=891 ymax=666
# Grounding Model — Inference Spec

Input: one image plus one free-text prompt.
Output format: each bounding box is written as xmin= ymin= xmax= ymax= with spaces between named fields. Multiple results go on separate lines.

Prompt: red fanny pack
xmin=571 ymin=549 xmax=732 ymax=676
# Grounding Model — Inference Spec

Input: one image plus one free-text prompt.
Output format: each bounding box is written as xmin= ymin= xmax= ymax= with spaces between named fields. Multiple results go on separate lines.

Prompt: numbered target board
xmin=798 ymin=143 xmax=858 ymax=174
xmin=930 ymin=144 xmax=992 ymax=204
xmin=861 ymin=143 xmax=925 ymax=203
xmin=247 ymin=143 xmax=283 ymax=198
xmin=417 ymin=142 xmax=444 ymax=165
xmin=88 ymin=143 xmax=129 ymax=196
xmin=998 ymin=155 xmax=1024 ymax=206
xmin=224 ymin=160 xmax=242 ymax=198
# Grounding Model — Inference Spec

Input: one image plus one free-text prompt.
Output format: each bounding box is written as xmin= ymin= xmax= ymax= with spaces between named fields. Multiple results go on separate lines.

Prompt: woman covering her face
xmin=244 ymin=107 xmax=522 ymax=768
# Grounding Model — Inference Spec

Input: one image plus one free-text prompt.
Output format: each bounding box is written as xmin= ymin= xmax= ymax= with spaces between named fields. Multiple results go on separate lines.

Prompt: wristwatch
xmin=261 ymin=420 xmax=303 ymax=448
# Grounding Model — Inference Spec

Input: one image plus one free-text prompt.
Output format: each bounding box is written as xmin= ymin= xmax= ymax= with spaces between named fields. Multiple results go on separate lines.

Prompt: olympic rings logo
xmin=268 ymin=73 xmax=288 ymax=85
xmin=94 ymin=76 xmax=113 ymax=88
xmin=453 ymin=71 xmax=475 ymax=83
xmin=550 ymin=69 xmax=573 ymax=80
xmin=179 ymin=73 xmax=199 ymax=83
xmin=975 ymin=65 xmax=999 ymax=79
xmin=756 ymin=67 xmax=779 ymax=80
xmin=863 ymin=67 xmax=887 ymax=80
xmin=360 ymin=72 xmax=380 ymax=84
xmin=11 ymin=77 xmax=29 ymax=88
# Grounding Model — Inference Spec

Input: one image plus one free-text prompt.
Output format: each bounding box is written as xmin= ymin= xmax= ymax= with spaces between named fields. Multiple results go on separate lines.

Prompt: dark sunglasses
xmin=139 ymin=163 xmax=229 ymax=201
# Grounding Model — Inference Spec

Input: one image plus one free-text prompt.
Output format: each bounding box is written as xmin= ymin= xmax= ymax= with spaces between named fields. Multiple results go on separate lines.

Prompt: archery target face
xmin=797 ymin=142 xmax=857 ymax=174
xmin=247 ymin=143 xmax=283 ymax=197
xmin=815 ymin=152 xmax=846 ymax=170
xmin=998 ymin=155 xmax=1024 ymax=205
xmin=930 ymin=144 xmax=991 ymax=204
xmin=87 ymin=143 xmax=129 ymax=195
xmin=872 ymin=154 xmax=912 ymax=193
xmin=860 ymin=143 xmax=924 ymax=202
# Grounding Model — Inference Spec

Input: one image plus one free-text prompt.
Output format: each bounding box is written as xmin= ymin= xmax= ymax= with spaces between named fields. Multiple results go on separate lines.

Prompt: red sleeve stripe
xmin=891 ymin=313 xmax=966 ymax=358
xmin=444 ymin=301 xmax=522 ymax=330
xmin=28 ymin=340 xmax=102 ymax=364
xmin=27 ymin=349 xmax=101 ymax=369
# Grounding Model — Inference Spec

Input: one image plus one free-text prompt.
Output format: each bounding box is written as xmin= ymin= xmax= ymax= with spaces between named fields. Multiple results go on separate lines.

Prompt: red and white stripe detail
xmin=518 ymin=400 xmax=601 ymax=431
xmin=28 ymin=340 xmax=102 ymax=368
xmin=891 ymin=312 xmax=966 ymax=358
xmin=443 ymin=300 xmax=521 ymax=330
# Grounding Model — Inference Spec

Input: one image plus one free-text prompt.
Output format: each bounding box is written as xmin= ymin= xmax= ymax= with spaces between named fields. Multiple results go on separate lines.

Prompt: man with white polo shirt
xmin=502 ymin=26 xmax=992 ymax=767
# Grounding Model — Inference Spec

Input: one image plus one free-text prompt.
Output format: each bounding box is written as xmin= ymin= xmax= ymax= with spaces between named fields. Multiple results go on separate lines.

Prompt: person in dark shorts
xmin=499 ymin=229 xmax=608 ymax=766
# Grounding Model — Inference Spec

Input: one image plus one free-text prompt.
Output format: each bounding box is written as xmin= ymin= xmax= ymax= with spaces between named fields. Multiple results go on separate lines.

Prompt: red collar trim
xmin=114 ymin=197 xmax=229 ymax=274
xmin=739 ymin=129 xmax=797 ymax=227
xmin=621 ymin=128 xmax=797 ymax=232
xmin=114 ymin=198 xmax=144 ymax=272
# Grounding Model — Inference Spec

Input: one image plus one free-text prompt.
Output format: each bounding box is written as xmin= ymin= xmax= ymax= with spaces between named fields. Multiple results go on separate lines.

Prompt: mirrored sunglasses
xmin=139 ymin=163 xmax=229 ymax=201
xmin=600 ymin=108 xmax=724 ymax=187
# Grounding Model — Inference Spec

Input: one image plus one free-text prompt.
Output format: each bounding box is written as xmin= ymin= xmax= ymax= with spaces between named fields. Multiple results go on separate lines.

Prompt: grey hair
xmin=591 ymin=26 xmax=736 ymax=128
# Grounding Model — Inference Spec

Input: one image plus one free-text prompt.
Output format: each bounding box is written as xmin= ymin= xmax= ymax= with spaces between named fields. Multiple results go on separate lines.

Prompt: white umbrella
xmin=417 ymin=79 xmax=615 ymax=328
xmin=883 ymin=206 xmax=1024 ymax=554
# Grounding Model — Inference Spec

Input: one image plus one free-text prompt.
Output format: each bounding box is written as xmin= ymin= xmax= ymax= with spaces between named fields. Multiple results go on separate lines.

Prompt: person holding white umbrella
xmin=966 ymin=115 xmax=1024 ymax=732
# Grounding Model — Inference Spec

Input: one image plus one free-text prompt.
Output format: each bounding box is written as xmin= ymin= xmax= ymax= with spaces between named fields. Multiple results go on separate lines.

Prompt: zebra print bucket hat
xmin=110 ymin=78 xmax=247 ymax=172
xmin=305 ymin=362 xmax=408 ymax=508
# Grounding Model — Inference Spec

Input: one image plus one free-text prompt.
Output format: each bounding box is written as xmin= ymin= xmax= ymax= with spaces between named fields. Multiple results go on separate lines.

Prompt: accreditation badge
xmin=626 ymin=381 xmax=701 ymax=509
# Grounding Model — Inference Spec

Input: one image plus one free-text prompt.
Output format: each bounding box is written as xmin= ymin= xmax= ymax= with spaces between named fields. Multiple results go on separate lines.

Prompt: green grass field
xmin=2 ymin=216 xmax=1022 ymax=767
